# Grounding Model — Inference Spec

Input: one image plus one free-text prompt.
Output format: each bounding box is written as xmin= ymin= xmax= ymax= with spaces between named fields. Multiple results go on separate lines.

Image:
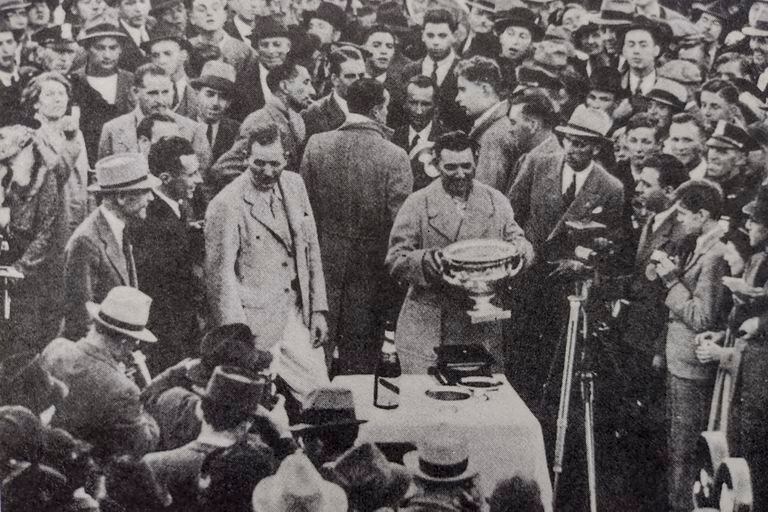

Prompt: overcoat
xmin=469 ymin=100 xmax=517 ymax=193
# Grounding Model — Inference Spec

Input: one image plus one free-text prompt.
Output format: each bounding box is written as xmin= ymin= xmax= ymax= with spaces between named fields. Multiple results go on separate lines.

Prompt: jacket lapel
xmin=468 ymin=101 xmax=507 ymax=140
xmin=426 ymin=187 xmax=463 ymax=242
xmin=278 ymin=175 xmax=302 ymax=248
xmin=95 ymin=210 xmax=129 ymax=284
xmin=242 ymin=178 xmax=292 ymax=250
xmin=457 ymin=186 xmax=494 ymax=239
xmin=684 ymin=227 xmax=724 ymax=272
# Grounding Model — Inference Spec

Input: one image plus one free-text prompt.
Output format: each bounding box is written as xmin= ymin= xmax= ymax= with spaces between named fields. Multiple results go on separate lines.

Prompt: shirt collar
xmin=333 ymin=90 xmax=349 ymax=115
xmin=694 ymin=224 xmax=725 ymax=255
xmin=0 ymin=69 xmax=18 ymax=87
xmin=153 ymin=188 xmax=181 ymax=218
xmin=233 ymin=15 xmax=252 ymax=38
xmin=375 ymin=71 xmax=386 ymax=83
xmin=652 ymin=205 xmax=676 ymax=232
xmin=119 ymin=19 xmax=147 ymax=45
xmin=472 ymin=101 xmax=503 ymax=130
xmin=425 ymin=51 xmax=456 ymax=70
xmin=409 ymin=121 xmax=432 ymax=142
xmin=99 ymin=205 xmax=126 ymax=246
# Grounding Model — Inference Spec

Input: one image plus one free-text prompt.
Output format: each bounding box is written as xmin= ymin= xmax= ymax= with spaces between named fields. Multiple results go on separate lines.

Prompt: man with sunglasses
xmin=205 ymin=122 xmax=331 ymax=405
xmin=386 ymin=130 xmax=534 ymax=374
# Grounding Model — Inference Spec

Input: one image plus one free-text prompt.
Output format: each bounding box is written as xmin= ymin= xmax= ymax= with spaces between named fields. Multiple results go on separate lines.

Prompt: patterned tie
xmin=206 ymin=122 xmax=214 ymax=146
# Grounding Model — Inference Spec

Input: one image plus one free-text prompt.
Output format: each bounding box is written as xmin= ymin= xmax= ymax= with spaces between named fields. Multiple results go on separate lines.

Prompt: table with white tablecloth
xmin=333 ymin=374 xmax=553 ymax=511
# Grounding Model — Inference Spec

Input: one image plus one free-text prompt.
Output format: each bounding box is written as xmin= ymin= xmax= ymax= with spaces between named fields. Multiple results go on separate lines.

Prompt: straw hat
xmin=554 ymin=104 xmax=611 ymax=140
xmin=403 ymin=424 xmax=477 ymax=483
xmin=87 ymin=153 xmax=161 ymax=193
xmin=85 ymin=286 xmax=157 ymax=343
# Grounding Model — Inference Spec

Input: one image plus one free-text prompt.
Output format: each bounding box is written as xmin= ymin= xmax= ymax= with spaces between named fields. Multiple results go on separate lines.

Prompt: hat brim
xmin=646 ymin=94 xmax=685 ymax=111
xmin=402 ymin=451 xmax=477 ymax=484
xmin=140 ymin=35 xmax=192 ymax=53
xmin=706 ymin=137 xmax=740 ymax=150
xmin=86 ymin=302 xmax=158 ymax=343
xmin=190 ymin=76 xmax=236 ymax=96
xmin=87 ymin=173 xmax=161 ymax=193
xmin=742 ymin=26 xmax=768 ymax=38
xmin=554 ymin=125 xmax=607 ymax=141
xmin=77 ymin=31 xmax=128 ymax=45
xmin=0 ymin=1 xmax=30 ymax=10
xmin=253 ymin=472 xmax=348 ymax=512
xmin=289 ymin=418 xmax=367 ymax=432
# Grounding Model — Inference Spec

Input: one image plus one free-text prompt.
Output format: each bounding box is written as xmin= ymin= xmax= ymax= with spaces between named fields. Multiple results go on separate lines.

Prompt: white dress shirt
xmin=120 ymin=19 xmax=149 ymax=48
xmin=628 ymin=69 xmax=656 ymax=96
xmin=561 ymin=161 xmax=594 ymax=196
xmin=409 ymin=121 xmax=432 ymax=148
xmin=86 ymin=74 xmax=118 ymax=104
xmin=100 ymin=205 xmax=126 ymax=249
xmin=0 ymin=69 xmax=19 ymax=87
xmin=421 ymin=51 xmax=456 ymax=87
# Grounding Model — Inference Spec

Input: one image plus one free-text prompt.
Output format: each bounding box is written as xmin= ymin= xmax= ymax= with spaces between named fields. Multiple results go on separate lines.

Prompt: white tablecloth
xmin=333 ymin=374 xmax=553 ymax=511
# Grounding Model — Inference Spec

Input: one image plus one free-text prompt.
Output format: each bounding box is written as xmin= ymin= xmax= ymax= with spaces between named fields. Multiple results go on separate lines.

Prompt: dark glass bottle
xmin=374 ymin=326 xmax=401 ymax=409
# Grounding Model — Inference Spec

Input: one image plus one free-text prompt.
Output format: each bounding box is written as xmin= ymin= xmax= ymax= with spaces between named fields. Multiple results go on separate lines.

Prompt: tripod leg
xmin=581 ymin=371 xmax=598 ymax=512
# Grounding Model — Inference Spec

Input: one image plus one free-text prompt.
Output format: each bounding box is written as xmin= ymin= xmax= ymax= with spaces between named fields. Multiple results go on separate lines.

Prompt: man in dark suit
xmin=301 ymin=78 xmax=412 ymax=374
xmin=61 ymin=152 xmax=161 ymax=341
xmin=399 ymin=9 xmax=470 ymax=132
xmin=130 ymin=137 xmax=203 ymax=374
xmin=302 ymin=45 xmax=365 ymax=140
xmin=392 ymin=74 xmax=444 ymax=191
xmin=116 ymin=0 xmax=153 ymax=72
xmin=362 ymin=24 xmax=410 ymax=128
xmin=461 ymin=0 xmax=500 ymax=59
xmin=191 ymin=60 xmax=240 ymax=162
xmin=0 ymin=20 xmax=26 ymax=127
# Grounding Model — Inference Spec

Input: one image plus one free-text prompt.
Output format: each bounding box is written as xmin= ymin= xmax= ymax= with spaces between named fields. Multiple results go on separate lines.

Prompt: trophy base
xmin=467 ymin=306 xmax=511 ymax=324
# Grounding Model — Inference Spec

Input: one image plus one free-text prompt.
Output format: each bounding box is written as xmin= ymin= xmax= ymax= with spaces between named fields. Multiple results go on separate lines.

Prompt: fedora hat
xmin=77 ymin=22 xmax=127 ymax=45
xmin=329 ymin=443 xmax=413 ymax=510
xmin=555 ymin=104 xmax=611 ymax=140
xmin=743 ymin=186 xmax=768 ymax=225
xmin=190 ymin=60 xmax=236 ymax=97
xmin=141 ymin=24 xmax=191 ymax=52
xmin=403 ymin=424 xmax=477 ymax=483
xmin=252 ymin=452 xmax=348 ymax=512
xmin=186 ymin=323 xmax=272 ymax=387
xmin=31 ymin=23 xmax=78 ymax=46
xmin=304 ymin=2 xmax=346 ymax=32
xmin=290 ymin=386 xmax=367 ymax=432
xmin=85 ymin=286 xmax=157 ymax=343
xmin=589 ymin=66 xmax=623 ymax=95
xmin=645 ymin=77 xmax=688 ymax=111
xmin=493 ymin=7 xmax=543 ymax=40
xmin=88 ymin=152 xmax=161 ymax=193
xmin=744 ymin=7 xmax=768 ymax=38
xmin=0 ymin=352 xmax=68 ymax=415
xmin=706 ymin=120 xmax=760 ymax=152
xmin=201 ymin=365 xmax=268 ymax=413
xmin=691 ymin=1 xmax=727 ymax=21
xmin=594 ymin=0 xmax=633 ymax=26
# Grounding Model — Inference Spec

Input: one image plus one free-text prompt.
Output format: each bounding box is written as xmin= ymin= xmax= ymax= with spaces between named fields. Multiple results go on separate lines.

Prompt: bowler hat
xmin=201 ymin=365 xmax=268 ymax=413
xmin=304 ymin=2 xmax=346 ymax=32
xmin=645 ymin=77 xmax=688 ymax=112
xmin=251 ymin=16 xmax=291 ymax=43
xmin=186 ymin=323 xmax=272 ymax=386
xmin=493 ymin=7 xmax=543 ymax=40
xmin=589 ymin=66 xmax=622 ymax=95
xmin=140 ymin=24 xmax=191 ymax=52
xmin=706 ymin=120 xmax=760 ymax=152
xmin=594 ymin=0 xmax=633 ymax=26
xmin=403 ymin=424 xmax=478 ymax=483
xmin=0 ymin=0 xmax=30 ymax=11
xmin=555 ymin=104 xmax=611 ymax=140
xmin=31 ymin=23 xmax=78 ymax=46
xmin=743 ymin=186 xmax=768 ymax=225
xmin=86 ymin=286 xmax=158 ymax=342
xmin=743 ymin=7 xmax=768 ymax=38
xmin=329 ymin=443 xmax=413 ymax=510
xmin=290 ymin=386 xmax=367 ymax=432
xmin=76 ymin=23 xmax=128 ymax=45
xmin=190 ymin=60 xmax=236 ymax=97
xmin=0 ymin=352 xmax=68 ymax=414
xmin=87 ymin=152 xmax=162 ymax=193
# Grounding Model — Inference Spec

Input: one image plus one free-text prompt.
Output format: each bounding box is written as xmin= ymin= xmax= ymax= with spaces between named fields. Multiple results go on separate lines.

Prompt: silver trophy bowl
xmin=441 ymin=239 xmax=523 ymax=323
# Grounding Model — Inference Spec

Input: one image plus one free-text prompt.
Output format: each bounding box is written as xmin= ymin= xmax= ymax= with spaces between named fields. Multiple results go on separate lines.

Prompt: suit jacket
xmin=227 ymin=57 xmax=266 ymax=122
xmin=400 ymin=56 xmax=471 ymax=132
xmin=664 ymin=227 xmax=729 ymax=381
xmin=117 ymin=21 xmax=150 ymax=73
xmin=302 ymin=93 xmax=346 ymax=141
xmin=143 ymin=440 xmax=220 ymax=510
xmin=223 ymin=16 xmax=255 ymax=44
xmin=385 ymin=180 xmax=533 ymax=373
xmin=460 ymin=32 xmax=500 ymax=59
xmin=173 ymin=82 xmax=199 ymax=120
xmin=41 ymin=337 xmax=159 ymax=456
xmin=392 ymin=120 xmax=445 ymax=191
xmin=506 ymin=132 xmax=560 ymax=194
xmin=98 ymin=109 xmax=212 ymax=170
xmin=204 ymin=171 xmax=328 ymax=350
xmin=469 ymin=101 xmax=517 ymax=193
xmin=61 ymin=208 xmax=136 ymax=341
xmin=300 ymin=119 xmax=413 ymax=346
xmin=70 ymin=68 xmax=135 ymax=166
xmin=209 ymin=116 xmax=240 ymax=162
xmin=508 ymin=151 xmax=625 ymax=260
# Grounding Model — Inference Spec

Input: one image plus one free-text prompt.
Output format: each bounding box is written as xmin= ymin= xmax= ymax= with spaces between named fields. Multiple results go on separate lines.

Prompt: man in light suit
xmin=386 ymin=130 xmax=534 ymax=374
xmin=301 ymin=78 xmax=412 ymax=374
xmin=205 ymin=123 xmax=330 ymax=403
xmin=98 ymin=63 xmax=212 ymax=170
xmin=61 ymin=152 xmax=161 ymax=342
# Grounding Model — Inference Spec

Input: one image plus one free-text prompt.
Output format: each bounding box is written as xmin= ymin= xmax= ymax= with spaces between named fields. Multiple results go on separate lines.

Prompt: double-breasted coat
xmin=385 ymin=180 xmax=533 ymax=373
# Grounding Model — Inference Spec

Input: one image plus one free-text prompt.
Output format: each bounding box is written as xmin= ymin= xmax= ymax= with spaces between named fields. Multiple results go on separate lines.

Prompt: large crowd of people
xmin=1 ymin=0 xmax=768 ymax=509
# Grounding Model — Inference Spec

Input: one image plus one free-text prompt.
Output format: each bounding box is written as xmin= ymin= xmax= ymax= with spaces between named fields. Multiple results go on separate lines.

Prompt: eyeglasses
xmin=441 ymin=162 xmax=474 ymax=172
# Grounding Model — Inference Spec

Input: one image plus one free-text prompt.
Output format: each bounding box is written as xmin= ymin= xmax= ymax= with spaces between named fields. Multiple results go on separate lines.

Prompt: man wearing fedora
xmin=148 ymin=0 xmax=189 ymax=35
xmin=42 ymin=286 xmax=160 ymax=456
xmin=61 ymin=152 xmax=161 ymax=341
xmin=191 ymin=60 xmax=239 ymax=162
xmin=142 ymin=25 xmax=198 ymax=120
xmin=97 ymin=63 xmax=211 ymax=169
xmin=69 ymin=23 xmax=136 ymax=166
xmin=593 ymin=0 xmax=634 ymax=68
xmin=141 ymin=323 xmax=272 ymax=450
xmin=205 ymin=123 xmax=331 ymax=404
xmin=304 ymin=2 xmax=346 ymax=96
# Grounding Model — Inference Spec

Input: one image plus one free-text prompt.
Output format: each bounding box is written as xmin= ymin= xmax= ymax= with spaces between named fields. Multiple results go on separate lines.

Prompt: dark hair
xmin=245 ymin=123 xmax=282 ymax=149
xmin=363 ymin=24 xmax=396 ymax=45
xmin=328 ymin=46 xmax=363 ymax=77
xmin=434 ymin=130 xmax=477 ymax=160
xmin=700 ymin=78 xmax=739 ymax=104
xmin=407 ymin=74 xmax=436 ymax=92
xmin=133 ymin=62 xmax=167 ymax=88
xmin=642 ymin=154 xmax=688 ymax=190
xmin=455 ymin=55 xmax=501 ymax=94
xmin=148 ymin=136 xmax=194 ymax=177
xmin=300 ymin=425 xmax=359 ymax=459
xmin=136 ymin=112 xmax=175 ymax=141
xmin=509 ymin=89 xmax=560 ymax=129
xmin=674 ymin=180 xmax=724 ymax=219
xmin=200 ymin=397 xmax=251 ymax=432
xmin=714 ymin=53 xmax=750 ymax=75
xmin=625 ymin=112 xmax=662 ymax=141
xmin=347 ymin=78 xmax=386 ymax=116
xmin=670 ymin=112 xmax=705 ymax=139
xmin=265 ymin=60 xmax=302 ymax=93
xmin=488 ymin=477 xmax=544 ymax=512
xmin=423 ymin=8 xmax=456 ymax=31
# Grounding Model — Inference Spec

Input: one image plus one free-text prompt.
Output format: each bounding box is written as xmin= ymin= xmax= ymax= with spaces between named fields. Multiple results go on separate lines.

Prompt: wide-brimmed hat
xmin=186 ymin=323 xmax=272 ymax=387
xmin=141 ymin=24 xmax=191 ymax=52
xmin=201 ymin=365 xmax=269 ymax=413
xmin=329 ymin=443 xmax=413 ymax=510
xmin=658 ymin=59 xmax=702 ymax=86
xmin=0 ymin=352 xmax=68 ymax=415
xmin=691 ymin=1 xmax=727 ymax=21
xmin=304 ymin=2 xmax=346 ymax=32
xmin=594 ymin=0 xmax=633 ymax=26
xmin=554 ymin=104 xmax=611 ymax=140
xmin=76 ymin=22 xmax=127 ymax=45
xmin=589 ymin=66 xmax=622 ymax=95
xmin=290 ymin=386 xmax=367 ymax=432
xmin=493 ymin=7 xmax=543 ymax=40
xmin=88 ymin=152 xmax=161 ymax=193
xmin=706 ymin=120 xmax=760 ymax=152
xmin=252 ymin=453 xmax=348 ymax=512
xmin=190 ymin=60 xmax=236 ymax=97
xmin=0 ymin=125 xmax=35 ymax=162
xmin=645 ymin=77 xmax=688 ymax=111
xmin=85 ymin=286 xmax=157 ymax=343
xmin=0 ymin=0 xmax=30 ymax=11
xmin=743 ymin=186 xmax=768 ymax=225
xmin=743 ymin=7 xmax=768 ymax=38
xmin=403 ymin=425 xmax=477 ymax=483
xmin=31 ymin=23 xmax=78 ymax=46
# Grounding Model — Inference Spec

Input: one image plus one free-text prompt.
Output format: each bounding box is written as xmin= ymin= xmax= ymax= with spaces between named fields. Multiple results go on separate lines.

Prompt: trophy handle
xmin=506 ymin=256 xmax=524 ymax=278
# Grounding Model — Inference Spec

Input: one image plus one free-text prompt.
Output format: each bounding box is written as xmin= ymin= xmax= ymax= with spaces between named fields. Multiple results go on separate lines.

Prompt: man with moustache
xmin=143 ymin=26 xmax=198 ymax=120
xmin=61 ymin=152 xmax=161 ymax=341
xmin=386 ymin=130 xmax=534 ymax=374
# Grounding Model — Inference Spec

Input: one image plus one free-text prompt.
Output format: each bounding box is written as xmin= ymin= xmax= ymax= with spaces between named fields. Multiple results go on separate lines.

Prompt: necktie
xmin=206 ymin=123 xmax=214 ymax=146
xmin=562 ymin=175 xmax=576 ymax=209
xmin=122 ymin=230 xmax=138 ymax=288
xmin=410 ymin=133 xmax=420 ymax=151
xmin=431 ymin=65 xmax=439 ymax=88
